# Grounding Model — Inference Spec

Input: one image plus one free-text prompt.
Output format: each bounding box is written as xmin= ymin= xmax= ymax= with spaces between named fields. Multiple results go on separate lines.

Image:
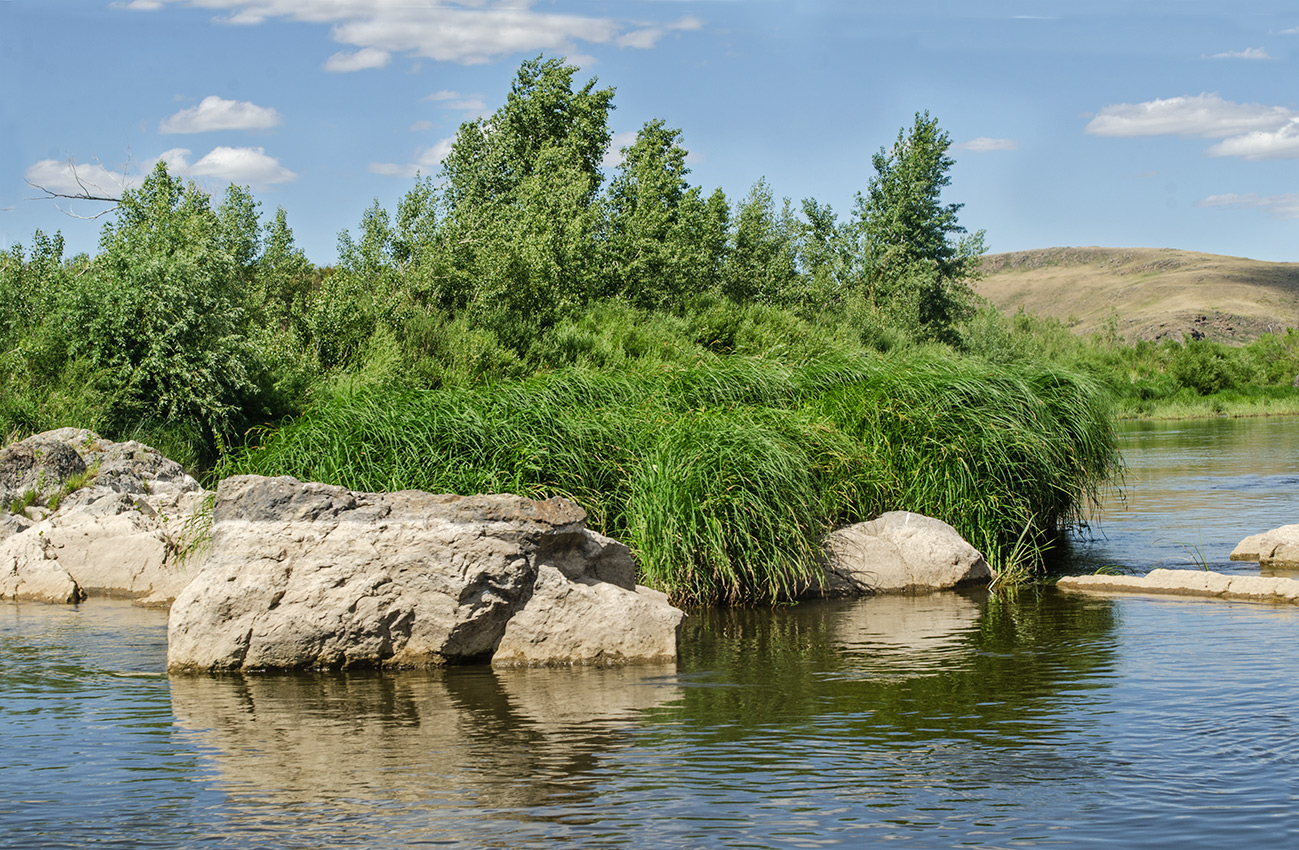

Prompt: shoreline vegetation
xmin=3 ymin=56 xmax=1294 ymax=603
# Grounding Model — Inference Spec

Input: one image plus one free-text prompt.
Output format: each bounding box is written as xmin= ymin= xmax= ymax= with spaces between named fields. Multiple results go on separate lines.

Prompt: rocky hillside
xmin=976 ymin=247 xmax=1299 ymax=342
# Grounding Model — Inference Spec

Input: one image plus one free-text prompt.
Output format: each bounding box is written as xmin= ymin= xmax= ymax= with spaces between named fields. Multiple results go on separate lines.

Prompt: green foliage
xmin=63 ymin=163 xmax=259 ymax=439
xmin=721 ymin=180 xmax=800 ymax=307
xmin=2 ymin=56 xmax=1136 ymax=606
xmin=600 ymin=121 xmax=729 ymax=309
xmin=855 ymin=111 xmax=986 ymax=343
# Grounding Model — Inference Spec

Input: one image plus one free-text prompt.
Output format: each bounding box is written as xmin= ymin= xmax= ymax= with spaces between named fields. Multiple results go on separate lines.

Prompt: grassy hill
xmin=976 ymin=247 xmax=1299 ymax=343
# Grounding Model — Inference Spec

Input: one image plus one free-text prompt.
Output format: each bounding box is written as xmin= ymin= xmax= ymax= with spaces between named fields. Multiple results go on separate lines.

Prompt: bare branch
xmin=25 ymin=156 xmax=126 ymax=220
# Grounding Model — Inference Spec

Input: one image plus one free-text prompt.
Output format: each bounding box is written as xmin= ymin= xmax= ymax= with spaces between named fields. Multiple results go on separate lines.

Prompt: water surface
xmin=3 ymin=417 xmax=1298 ymax=849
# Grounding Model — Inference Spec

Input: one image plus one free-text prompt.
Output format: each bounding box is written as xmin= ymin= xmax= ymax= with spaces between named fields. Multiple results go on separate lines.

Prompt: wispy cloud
xmin=1206 ymin=123 xmax=1299 ymax=160
xmin=159 ymin=95 xmax=283 ymax=134
xmin=1086 ymin=93 xmax=1295 ymax=138
xmin=123 ymin=1 xmax=702 ymax=68
xmin=616 ymin=16 xmax=703 ymax=49
xmin=24 ymin=158 xmax=140 ymax=199
xmin=324 ymin=47 xmax=391 ymax=73
xmin=1206 ymin=47 xmax=1273 ymax=60
xmin=1197 ymin=193 xmax=1299 ymax=220
xmin=25 ymin=144 xmax=297 ymax=198
xmin=369 ymin=138 xmax=456 ymax=179
xmin=424 ymin=90 xmax=489 ymax=113
xmin=955 ymin=137 xmax=1018 ymax=152
xmin=1086 ymin=93 xmax=1299 ymax=161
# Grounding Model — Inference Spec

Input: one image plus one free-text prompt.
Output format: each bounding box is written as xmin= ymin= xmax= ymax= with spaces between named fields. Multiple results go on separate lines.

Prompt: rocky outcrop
xmin=812 ymin=511 xmax=992 ymax=596
xmin=1230 ymin=525 xmax=1299 ymax=567
xmin=167 ymin=475 xmax=684 ymax=671
xmin=0 ymin=429 xmax=208 ymax=605
xmin=1057 ymin=568 xmax=1299 ymax=604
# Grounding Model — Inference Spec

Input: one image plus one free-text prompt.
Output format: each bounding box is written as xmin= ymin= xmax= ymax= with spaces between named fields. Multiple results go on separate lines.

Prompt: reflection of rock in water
xmin=829 ymin=592 xmax=982 ymax=669
xmin=835 ymin=593 xmax=982 ymax=650
xmin=169 ymin=665 xmax=678 ymax=816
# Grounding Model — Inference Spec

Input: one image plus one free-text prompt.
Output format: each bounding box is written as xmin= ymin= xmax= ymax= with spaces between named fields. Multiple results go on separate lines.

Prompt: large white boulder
xmin=167 ymin=475 xmax=684 ymax=671
xmin=815 ymin=511 xmax=992 ymax=596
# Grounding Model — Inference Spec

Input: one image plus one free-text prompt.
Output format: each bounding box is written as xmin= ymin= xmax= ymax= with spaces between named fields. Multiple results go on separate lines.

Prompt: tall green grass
xmin=225 ymin=346 xmax=1118 ymax=605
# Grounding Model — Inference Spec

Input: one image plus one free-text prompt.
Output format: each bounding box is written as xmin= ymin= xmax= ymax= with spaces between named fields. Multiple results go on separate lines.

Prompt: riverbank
xmin=1115 ymin=386 xmax=1299 ymax=420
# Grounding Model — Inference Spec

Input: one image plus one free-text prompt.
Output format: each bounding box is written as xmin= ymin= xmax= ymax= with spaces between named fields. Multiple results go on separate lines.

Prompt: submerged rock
xmin=1057 ymin=568 xmax=1299 ymax=604
xmin=1230 ymin=524 xmax=1299 ymax=567
xmin=0 ymin=429 xmax=207 ymax=605
xmin=813 ymin=511 xmax=992 ymax=596
xmin=167 ymin=475 xmax=684 ymax=671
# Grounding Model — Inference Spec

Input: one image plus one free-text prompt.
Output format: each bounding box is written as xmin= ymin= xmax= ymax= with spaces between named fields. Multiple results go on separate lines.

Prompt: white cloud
xmin=369 ymin=138 xmax=456 ymax=179
xmin=1207 ymin=47 xmax=1273 ymax=60
xmin=1087 ymin=94 xmax=1299 ymax=161
xmin=1197 ymin=193 xmax=1299 ymax=220
xmin=159 ymin=146 xmax=299 ymax=184
xmin=324 ymin=47 xmax=391 ymax=72
xmin=159 ymin=95 xmax=283 ymax=134
xmin=955 ymin=137 xmax=1018 ymax=152
xmin=408 ymin=120 xmax=434 ymax=132
xmin=24 ymin=158 xmax=140 ymax=198
xmin=1206 ymin=120 xmax=1299 ymax=160
xmin=1085 ymin=93 xmax=1296 ymax=138
xmin=121 ymin=1 xmax=702 ymax=67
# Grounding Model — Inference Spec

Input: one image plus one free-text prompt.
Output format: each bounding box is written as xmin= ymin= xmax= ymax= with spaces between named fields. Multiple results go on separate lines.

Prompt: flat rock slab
xmin=1057 ymin=568 xmax=1299 ymax=605
xmin=1231 ymin=524 xmax=1299 ymax=567
xmin=167 ymin=475 xmax=684 ymax=671
xmin=814 ymin=511 xmax=992 ymax=596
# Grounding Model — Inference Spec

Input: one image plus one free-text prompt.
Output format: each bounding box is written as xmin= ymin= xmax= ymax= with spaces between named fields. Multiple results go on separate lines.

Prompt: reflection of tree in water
xmin=170 ymin=664 xmax=678 ymax=829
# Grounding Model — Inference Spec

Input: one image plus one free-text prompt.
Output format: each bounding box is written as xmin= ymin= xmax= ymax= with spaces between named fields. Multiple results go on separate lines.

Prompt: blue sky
xmin=4 ymin=0 xmax=1298 ymax=264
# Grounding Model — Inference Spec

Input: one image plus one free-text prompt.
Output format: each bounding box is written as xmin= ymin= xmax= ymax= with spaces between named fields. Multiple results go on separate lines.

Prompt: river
xmin=3 ymin=417 xmax=1298 ymax=849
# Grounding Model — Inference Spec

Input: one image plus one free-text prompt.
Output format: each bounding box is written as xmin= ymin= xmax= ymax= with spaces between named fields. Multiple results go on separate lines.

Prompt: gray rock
xmin=0 ymin=429 xmax=208 ymax=605
xmin=1231 ymin=524 xmax=1299 ymax=566
xmin=0 ymin=434 xmax=86 ymax=507
xmin=167 ymin=475 xmax=684 ymax=671
xmin=814 ymin=511 xmax=992 ymax=596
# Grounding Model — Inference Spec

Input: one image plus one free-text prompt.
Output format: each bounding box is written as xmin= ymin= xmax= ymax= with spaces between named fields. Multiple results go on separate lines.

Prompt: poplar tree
xmin=855 ymin=111 xmax=985 ymax=342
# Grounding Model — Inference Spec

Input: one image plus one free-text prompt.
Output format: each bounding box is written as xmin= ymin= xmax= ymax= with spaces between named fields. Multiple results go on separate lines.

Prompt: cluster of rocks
xmin=0 ymin=428 xmax=207 ymax=606
xmin=2 ymin=429 xmax=995 ymax=673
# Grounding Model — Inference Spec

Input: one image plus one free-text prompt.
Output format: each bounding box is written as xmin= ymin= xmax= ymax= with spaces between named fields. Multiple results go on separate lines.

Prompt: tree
xmin=438 ymin=56 xmax=616 ymax=348
xmin=441 ymin=55 xmax=614 ymax=214
xmin=720 ymin=179 xmax=800 ymax=307
xmin=64 ymin=161 xmax=258 ymax=438
xmin=600 ymin=120 xmax=729 ymax=310
xmin=854 ymin=111 xmax=986 ymax=342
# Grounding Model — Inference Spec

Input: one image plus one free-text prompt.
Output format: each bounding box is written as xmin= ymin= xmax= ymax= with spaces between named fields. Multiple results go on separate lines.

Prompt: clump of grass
xmin=224 ymin=343 xmax=1119 ymax=605
xmin=8 ymin=489 xmax=39 ymax=516
xmin=175 ymin=491 xmax=216 ymax=566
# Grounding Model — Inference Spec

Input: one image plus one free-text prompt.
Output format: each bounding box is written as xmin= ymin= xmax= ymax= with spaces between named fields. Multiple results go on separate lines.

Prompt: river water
xmin=3 ymin=417 xmax=1298 ymax=849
